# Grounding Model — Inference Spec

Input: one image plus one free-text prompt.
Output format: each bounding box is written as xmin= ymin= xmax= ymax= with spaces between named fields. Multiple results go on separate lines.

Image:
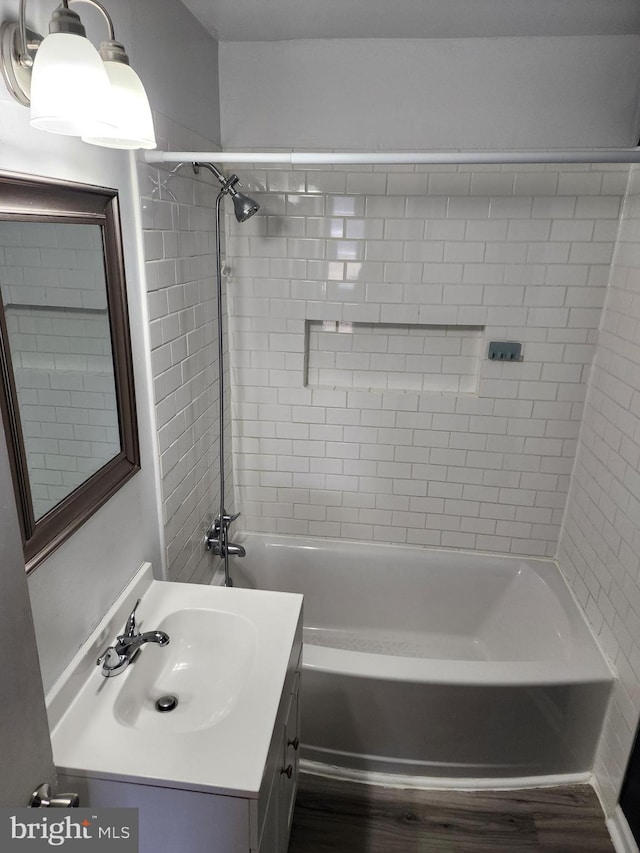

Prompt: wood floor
xmin=288 ymin=774 xmax=615 ymax=852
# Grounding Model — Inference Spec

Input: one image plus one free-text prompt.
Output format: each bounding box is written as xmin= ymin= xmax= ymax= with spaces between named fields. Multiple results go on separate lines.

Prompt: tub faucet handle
xmin=222 ymin=511 xmax=241 ymax=525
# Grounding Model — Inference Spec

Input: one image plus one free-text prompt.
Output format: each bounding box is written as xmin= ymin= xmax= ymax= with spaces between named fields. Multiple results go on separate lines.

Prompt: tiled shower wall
xmin=558 ymin=166 xmax=640 ymax=811
xmin=226 ymin=163 xmax=627 ymax=557
xmin=138 ymin=112 xmax=234 ymax=583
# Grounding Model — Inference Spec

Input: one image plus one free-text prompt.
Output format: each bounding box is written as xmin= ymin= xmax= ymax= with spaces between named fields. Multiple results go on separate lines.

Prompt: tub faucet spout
xmin=226 ymin=541 xmax=246 ymax=557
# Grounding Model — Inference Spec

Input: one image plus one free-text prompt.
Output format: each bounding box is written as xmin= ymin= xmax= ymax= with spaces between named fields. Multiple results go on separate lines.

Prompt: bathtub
xmin=231 ymin=533 xmax=614 ymax=783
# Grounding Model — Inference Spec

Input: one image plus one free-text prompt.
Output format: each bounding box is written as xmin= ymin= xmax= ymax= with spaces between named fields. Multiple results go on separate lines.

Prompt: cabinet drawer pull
xmin=280 ymin=764 xmax=293 ymax=779
xmin=287 ymin=736 xmax=300 ymax=751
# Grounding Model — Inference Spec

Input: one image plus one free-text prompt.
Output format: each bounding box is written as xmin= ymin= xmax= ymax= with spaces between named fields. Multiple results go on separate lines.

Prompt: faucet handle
xmin=97 ymin=646 xmax=127 ymax=677
xmin=123 ymin=599 xmax=141 ymax=638
xmin=97 ymin=647 xmax=120 ymax=669
xmin=222 ymin=511 xmax=241 ymax=525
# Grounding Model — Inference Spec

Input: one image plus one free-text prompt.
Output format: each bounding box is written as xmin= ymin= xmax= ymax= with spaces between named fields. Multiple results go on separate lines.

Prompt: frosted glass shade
xmin=82 ymin=61 xmax=156 ymax=150
xmin=29 ymin=32 xmax=115 ymax=136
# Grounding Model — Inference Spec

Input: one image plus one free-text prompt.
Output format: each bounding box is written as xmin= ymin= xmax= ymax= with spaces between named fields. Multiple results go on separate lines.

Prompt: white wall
xmin=557 ymin=166 xmax=640 ymax=812
xmin=0 ymin=0 xmax=220 ymax=691
xmin=127 ymin=0 xmax=220 ymax=147
xmin=219 ymin=36 xmax=640 ymax=150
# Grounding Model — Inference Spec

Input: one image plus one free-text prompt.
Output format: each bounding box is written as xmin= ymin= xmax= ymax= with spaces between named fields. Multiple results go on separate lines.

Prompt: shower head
xmin=191 ymin=161 xmax=260 ymax=222
xmin=229 ymin=187 xmax=260 ymax=222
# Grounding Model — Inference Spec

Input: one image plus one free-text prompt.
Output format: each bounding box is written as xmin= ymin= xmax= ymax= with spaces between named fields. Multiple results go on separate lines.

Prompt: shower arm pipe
xmin=145 ymin=148 xmax=640 ymax=166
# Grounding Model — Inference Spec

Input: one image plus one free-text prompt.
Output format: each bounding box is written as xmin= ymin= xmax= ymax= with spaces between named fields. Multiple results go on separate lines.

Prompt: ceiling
xmin=180 ymin=0 xmax=640 ymax=41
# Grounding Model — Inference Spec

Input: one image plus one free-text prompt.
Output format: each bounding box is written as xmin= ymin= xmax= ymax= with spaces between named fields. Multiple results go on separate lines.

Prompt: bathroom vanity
xmin=47 ymin=565 xmax=303 ymax=853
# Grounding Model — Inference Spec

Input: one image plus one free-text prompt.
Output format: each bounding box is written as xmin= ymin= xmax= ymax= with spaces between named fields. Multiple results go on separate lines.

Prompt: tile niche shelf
xmin=305 ymin=321 xmax=485 ymax=395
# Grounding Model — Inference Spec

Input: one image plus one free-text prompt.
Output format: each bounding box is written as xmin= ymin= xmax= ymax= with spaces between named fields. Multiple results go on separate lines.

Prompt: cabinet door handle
xmin=280 ymin=764 xmax=293 ymax=779
xmin=287 ymin=736 xmax=300 ymax=751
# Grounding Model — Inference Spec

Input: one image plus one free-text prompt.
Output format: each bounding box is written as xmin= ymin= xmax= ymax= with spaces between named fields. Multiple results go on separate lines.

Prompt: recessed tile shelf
xmin=305 ymin=321 xmax=484 ymax=394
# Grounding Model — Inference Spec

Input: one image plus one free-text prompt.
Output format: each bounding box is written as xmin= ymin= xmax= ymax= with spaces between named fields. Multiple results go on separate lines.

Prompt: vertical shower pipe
xmin=195 ymin=162 xmax=256 ymax=584
xmin=214 ymin=186 xmax=231 ymax=587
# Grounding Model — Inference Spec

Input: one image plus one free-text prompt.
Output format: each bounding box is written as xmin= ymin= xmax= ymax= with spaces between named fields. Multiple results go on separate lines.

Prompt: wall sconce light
xmin=0 ymin=0 xmax=156 ymax=149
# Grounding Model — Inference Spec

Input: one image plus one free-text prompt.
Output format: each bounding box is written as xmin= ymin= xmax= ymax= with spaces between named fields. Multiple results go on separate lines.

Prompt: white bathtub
xmin=231 ymin=533 xmax=614 ymax=783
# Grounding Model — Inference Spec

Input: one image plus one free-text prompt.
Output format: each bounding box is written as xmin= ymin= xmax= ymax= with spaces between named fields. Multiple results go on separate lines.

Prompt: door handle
xmin=29 ymin=783 xmax=79 ymax=808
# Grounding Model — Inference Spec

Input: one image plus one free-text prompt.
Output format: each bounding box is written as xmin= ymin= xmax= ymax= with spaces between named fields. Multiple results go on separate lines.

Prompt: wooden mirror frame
xmin=0 ymin=172 xmax=140 ymax=573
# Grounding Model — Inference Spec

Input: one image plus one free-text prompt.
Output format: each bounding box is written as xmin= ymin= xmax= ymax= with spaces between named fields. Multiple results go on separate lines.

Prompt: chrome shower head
xmin=229 ymin=187 xmax=260 ymax=222
xmin=191 ymin=161 xmax=260 ymax=222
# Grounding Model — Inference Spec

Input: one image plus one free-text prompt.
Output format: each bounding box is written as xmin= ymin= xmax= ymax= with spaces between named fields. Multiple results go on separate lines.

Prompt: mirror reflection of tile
xmin=0 ymin=221 xmax=119 ymax=520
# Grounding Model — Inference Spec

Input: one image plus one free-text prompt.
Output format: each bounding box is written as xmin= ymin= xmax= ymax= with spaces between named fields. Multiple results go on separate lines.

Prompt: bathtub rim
xmin=303 ymin=642 xmax=614 ymax=687
xmin=232 ymin=530 xmax=616 ymax=683
xmin=234 ymin=529 xmax=564 ymax=568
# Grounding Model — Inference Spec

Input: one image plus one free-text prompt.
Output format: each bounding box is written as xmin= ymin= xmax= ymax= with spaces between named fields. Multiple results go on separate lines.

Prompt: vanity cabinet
xmin=58 ymin=640 xmax=301 ymax=853
xmin=255 ymin=671 xmax=300 ymax=852
xmin=52 ymin=571 xmax=303 ymax=853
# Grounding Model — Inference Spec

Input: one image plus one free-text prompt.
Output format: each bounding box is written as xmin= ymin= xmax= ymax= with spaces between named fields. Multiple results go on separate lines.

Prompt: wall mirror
xmin=0 ymin=173 xmax=140 ymax=573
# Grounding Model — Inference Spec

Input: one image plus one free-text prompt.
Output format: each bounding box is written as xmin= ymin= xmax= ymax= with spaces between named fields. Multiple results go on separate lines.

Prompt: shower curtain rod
xmin=144 ymin=148 xmax=640 ymax=166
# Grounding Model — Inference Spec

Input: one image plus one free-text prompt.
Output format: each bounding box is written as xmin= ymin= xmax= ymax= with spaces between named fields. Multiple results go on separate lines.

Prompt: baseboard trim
xmin=608 ymin=806 xmax=639 ymax=853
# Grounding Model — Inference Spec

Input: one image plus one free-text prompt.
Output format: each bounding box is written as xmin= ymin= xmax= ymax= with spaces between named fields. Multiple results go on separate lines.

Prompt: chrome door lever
xmin=30 ymin=783 xmax=79 ymax=808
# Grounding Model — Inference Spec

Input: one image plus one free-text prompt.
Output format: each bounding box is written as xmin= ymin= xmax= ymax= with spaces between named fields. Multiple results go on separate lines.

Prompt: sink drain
xmin=155 ymin=695 xmax=178 ymax=713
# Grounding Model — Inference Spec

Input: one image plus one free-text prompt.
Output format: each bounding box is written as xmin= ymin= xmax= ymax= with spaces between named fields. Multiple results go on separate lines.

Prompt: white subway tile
xmin=218 ymin=165 xmax=626 ymax=599
xmin=428 ymin=174 xmax=471 ymax=196
xmin=447 ymin=197 xmax=490 ymax=219
xmin=443 ymin=242 xmax=486 ymax=263
xmin=489 ymin=197 xmax=532 ymax=219
xmin=346 ymin=173 xmax=387 ymax=195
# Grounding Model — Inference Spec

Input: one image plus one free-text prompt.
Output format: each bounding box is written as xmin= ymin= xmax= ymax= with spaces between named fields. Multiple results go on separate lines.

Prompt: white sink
xmin=113 ymin=609 xmax=257 ymax=733
xmin=47 ymin=565 xmax=303 ymax=797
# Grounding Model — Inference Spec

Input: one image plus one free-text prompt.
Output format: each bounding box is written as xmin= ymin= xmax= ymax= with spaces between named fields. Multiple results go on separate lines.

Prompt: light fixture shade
xmin=82 ymin=60 xmax=156 ymax=150
xmin=29 ymin=31 xmax=115 ymax=136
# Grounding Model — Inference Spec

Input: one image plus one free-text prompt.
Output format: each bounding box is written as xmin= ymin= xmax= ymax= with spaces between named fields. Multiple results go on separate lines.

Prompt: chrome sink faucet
xmin=97 ymin=599 xmax=170 ymax=677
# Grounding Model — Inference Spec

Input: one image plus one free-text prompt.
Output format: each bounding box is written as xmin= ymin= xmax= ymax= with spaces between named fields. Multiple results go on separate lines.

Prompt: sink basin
xmin=113 ymin=609 xmax=257 ymax=733
xmin=47 ymin=564 xmax=303 ymax=797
